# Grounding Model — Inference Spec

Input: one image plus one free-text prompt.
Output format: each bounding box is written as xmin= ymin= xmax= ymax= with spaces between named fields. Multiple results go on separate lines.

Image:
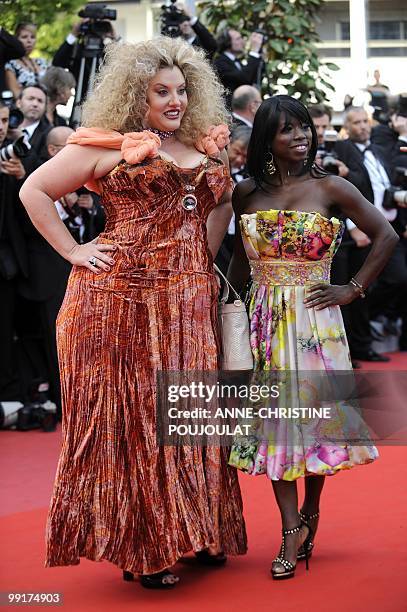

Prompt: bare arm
xmin=5 ymin=68 xmax=22 ymax=100
xmin=226 ymin=181 xmax=251 ymax=296
xmin=305 ymin=175 xmax=399 ymax=310
xmin=19 ymin=144 xmax=121 ymax=272
xmin=206 ymin=151 xmax=233 ymax=258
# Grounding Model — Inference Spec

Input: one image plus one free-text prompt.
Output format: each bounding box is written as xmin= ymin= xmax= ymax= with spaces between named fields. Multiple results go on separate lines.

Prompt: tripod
xmin=70 ymin=34 xmax=105 ymax=129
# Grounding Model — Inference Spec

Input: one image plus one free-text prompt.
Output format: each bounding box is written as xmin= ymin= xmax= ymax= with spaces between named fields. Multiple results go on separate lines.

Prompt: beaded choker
xmin=146 ymin=127 xmax=175 ymax=141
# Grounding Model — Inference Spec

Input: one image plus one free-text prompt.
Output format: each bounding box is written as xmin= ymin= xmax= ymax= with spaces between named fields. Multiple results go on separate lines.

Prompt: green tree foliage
xmin=199 ymin=0 xmax=339 ymax=104
xmin=0 ymin=0 xmax=83 ymax=58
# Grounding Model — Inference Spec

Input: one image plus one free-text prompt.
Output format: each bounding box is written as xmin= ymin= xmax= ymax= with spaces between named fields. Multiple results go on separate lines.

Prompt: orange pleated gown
xmin=45 ymin=154 xmax=247 ymax=574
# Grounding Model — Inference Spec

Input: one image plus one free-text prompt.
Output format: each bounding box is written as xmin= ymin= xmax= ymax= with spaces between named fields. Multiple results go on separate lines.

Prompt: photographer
xmin=371 ymin=100 xmax=407 ymax=349
xmin=371 ymin=95 xmax=407 ymax=171
xmin=10 ymin=85 xmax=51 ymax=169
xmin=334 ymin=106 xmax=407 ymax=361
xmin=309 ymin=104 xmax=349 ymax=177
xmin=53 ymin=18 xmax=119 ymax=87
xmin=176 ymin=4 xmax=217 ymax=59
xmin=40 ymin=66 xmax=76 ymax=127
xmin=0 ymin=100 xmax=29 ymax=401
xmin=53 ymin=5 xmax=118 ymax=123
xmin=214 ymin=28 xmax=264 ymax=108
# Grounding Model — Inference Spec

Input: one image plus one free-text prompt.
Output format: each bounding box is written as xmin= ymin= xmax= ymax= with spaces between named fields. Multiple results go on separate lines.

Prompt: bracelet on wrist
xmin=349 ymin=277 xmax=366 ymax=298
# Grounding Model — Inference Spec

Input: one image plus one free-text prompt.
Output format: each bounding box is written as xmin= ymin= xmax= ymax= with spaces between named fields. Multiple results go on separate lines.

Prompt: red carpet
xmin=1 ymin=355 xmax=407 ymax=611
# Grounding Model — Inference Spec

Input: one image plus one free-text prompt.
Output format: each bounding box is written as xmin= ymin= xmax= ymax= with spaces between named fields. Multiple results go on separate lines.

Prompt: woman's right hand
xmin=67 ymin=239 xmax=117 ymax=273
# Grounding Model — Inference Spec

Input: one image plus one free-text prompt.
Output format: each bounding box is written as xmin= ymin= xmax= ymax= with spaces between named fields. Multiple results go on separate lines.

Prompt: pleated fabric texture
xmin=46 ymin=157 xmax=247 ymax=574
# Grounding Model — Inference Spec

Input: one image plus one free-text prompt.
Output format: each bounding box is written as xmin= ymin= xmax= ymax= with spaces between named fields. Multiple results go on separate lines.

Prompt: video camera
xmin=160 ymin=0 xmax=188 ymax=38
xmin=318 ymin=129 xmax=340 ymax=175
xmin=382 ymin=167 xmax=407 ymax=210
xmin=78 ymin=3 xmax=117 ymax=38
xmin=0 ymin=90 xmax=24 ymax=130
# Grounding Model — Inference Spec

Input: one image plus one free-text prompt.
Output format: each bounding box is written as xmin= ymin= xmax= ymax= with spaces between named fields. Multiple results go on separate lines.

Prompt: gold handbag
xmin=214 ymin=264 xmax=253 ymax=371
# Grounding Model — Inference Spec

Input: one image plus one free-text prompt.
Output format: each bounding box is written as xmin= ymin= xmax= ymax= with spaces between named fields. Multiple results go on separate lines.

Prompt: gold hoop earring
xmin=266 ymin=152 xmax=276 ymax=175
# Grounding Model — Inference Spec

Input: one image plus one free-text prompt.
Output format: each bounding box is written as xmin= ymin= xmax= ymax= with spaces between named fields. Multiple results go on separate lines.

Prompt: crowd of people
xmin=0 ymin=10 xmax=406 ymax=410
xmin=1 ymin=5 xmax=405 ymax=590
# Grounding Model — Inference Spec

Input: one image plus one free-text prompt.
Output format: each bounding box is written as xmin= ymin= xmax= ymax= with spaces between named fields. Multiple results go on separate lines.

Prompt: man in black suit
xmin=0 ymin=101 xmax=29 ymax=400
xmin=371 ymin=109 xmax=407 ymax=348
xmin=214 ymin=28 xmax=264 ymax=108
xmin=13 ymin=85 xmax=51 ymax=168
xmin=335 ymin=106 xmax=407 ymax=361
xmin=0 ymin=27 xmax=25 ymax=91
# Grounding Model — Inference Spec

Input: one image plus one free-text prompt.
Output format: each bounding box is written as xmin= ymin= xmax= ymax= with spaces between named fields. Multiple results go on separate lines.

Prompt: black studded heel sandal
xmin=271 ymin=524 xmax=310 ymax=580
xmin=297 ymin=510 xmax=319 ymax=561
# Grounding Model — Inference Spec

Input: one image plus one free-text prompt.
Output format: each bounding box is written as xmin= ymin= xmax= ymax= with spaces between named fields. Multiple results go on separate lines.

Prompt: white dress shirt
xmin=346 ymin=140 xmax=396 ymax=230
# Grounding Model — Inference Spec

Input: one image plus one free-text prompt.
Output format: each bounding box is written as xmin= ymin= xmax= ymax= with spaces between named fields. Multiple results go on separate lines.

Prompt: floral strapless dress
xmin=229 ymin=209 xmax=378 ymax=480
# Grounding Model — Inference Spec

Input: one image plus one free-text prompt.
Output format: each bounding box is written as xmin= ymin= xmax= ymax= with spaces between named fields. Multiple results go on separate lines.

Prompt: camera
xmin=160 ymin=0 xmax=188 ymax=38
xmin=382 ymin=167 xmax=407 ymax=210
xmin=17 ymin=380 xmax=57 ymax=432
xmin=0 ymin=134 xmax=31 ymax=163
xmin=394 ymin=93 xmax=407 ymax=119
xmin=0 ymin=381 xmax=57 ymax=432
xmin=16 ymin=400 xmax=57 ymax=432
xmin=254 ymin=29 xmax=268 ymax=47
xmin=0 ymin=90 xmax=24 ymax=130
xmin=370 ymin=91 xmax=390 ymax=125
xmin=318 ymin=129 xmax=339 ymax=175
xmin=78 ymin=3 xmax=117 ymax=39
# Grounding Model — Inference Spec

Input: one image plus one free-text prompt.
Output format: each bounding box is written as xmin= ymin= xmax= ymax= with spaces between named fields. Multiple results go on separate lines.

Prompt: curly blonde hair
xmin=81 ymin=37 xmax=229 ymax=144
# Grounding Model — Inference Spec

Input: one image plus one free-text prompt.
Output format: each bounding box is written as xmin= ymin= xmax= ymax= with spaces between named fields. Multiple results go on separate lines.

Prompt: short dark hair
xmin=40 ymin=67 xmax=75 ymax=103
xmin=0 ymin=100 xmax=10 ymax=110
xmin=19 ymin=84 xmax=48 ymax=100
xmin=246 ymin=95 xmax=320 ymax=185
xmin=308 ymin=104 xmax=332 ymax=121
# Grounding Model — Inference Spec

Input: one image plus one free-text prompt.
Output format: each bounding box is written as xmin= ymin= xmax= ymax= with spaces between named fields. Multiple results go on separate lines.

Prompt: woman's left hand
xmin=303 ymin=283 xmax=356 ymax=310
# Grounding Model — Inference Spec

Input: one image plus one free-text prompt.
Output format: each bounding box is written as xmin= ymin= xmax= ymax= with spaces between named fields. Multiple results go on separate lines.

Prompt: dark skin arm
xmin=304 ymin=175 xmax=398 ymax=310
xmin=226 ymin=179 xmax=252 ymax=295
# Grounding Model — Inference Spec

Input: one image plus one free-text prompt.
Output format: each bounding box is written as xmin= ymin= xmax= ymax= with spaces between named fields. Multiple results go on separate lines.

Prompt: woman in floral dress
xmin=228 ymin=95 xmax=398 ymax=579
xmin=5 ymin=23 xmax=48 ymax=99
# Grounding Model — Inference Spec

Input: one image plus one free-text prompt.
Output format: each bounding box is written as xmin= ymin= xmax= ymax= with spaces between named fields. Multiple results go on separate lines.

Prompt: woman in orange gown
xmin=20 ymin=37 xmax=247 ymax=588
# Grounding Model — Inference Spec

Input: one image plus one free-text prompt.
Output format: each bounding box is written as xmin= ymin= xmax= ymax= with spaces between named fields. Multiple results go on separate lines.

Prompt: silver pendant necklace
xmin=179 ymin=159 xmax=208 ymax=212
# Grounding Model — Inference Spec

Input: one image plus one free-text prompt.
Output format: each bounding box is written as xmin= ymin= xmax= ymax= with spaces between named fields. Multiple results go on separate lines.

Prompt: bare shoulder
xmin=232 ymin=178 xmax=256 ymax=215
xmin=20 ymin=143 xmax=122 ymax=202
xmin=233 ymin=177 xmax=256 ymax=198
xmin=317 ymin=174 xmax=361 ymax=202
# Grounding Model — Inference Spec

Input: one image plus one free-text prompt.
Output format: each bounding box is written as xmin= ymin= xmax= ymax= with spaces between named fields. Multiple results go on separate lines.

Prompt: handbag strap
xmin=213 ymin=263 xmax=241 ymax=303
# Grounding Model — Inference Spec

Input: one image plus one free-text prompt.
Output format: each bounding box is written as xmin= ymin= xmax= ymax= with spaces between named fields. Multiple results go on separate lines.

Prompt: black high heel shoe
xmin=195 ymin=550 xmax=227 ymax=566
xmin=297 ymin=510 xmax=319 ymax=561
xmin=122 ymin=570 xmax=179 ymax=589
xmin=271 ymin=523 xmax=310 ymax=580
